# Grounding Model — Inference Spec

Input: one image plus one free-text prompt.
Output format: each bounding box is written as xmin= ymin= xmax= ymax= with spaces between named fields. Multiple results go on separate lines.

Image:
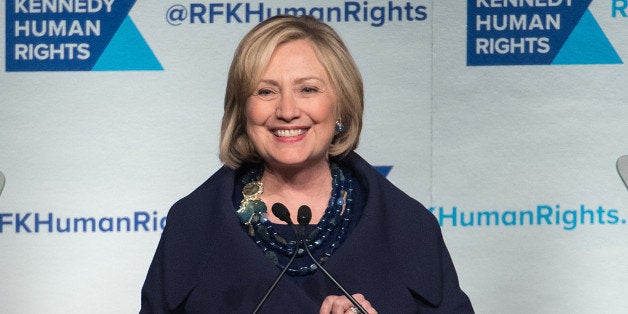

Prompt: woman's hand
xmin=319 ymin=293 xmax=377 ymax=314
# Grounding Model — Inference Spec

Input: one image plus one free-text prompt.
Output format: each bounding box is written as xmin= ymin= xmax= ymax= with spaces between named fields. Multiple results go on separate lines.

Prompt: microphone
xmin=297 ymin=205 xmax=311 ymax=226
xmin=297 ymin=205 xmax=369 ymax=314
xmin=272 ymin=202 xmax=293 ymax=226
xmin=0 ymin=171 xmax=5 ymax=197
xmin=295 ymin=205 xmax=311 ymax=239
xmin=618 ymin=155 xmax=628 ymax=190
xmin=252 ymin=203 xmax=299 ymax=314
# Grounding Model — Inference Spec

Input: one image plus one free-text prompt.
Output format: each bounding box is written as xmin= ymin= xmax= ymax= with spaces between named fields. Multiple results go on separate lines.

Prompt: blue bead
xmin=236 ymin=162 xmax=358 ymax=275
xmin=258 ymin=226 xmax=270 ymax=241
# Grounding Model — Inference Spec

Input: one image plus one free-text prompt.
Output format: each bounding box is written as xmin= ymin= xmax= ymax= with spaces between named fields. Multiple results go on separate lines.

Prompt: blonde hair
xmin=219 ymin=15 xmax=364 ymax=169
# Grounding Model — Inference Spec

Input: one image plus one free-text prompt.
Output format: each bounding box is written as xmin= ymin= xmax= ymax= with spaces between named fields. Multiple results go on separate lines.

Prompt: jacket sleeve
xmin=390 ymin=201 xmax=474 ymax=313
xmin=140 ymin=236 xmax=172 ymax=314
xmin=140 ymin=167 xmax=235 ymax=313
xmin=432 ymin=224 xmax=475 ymax=313
xmin=350 ymin=152 xmax=474 ymax=312
xmin=139 ymin=200 xmax=197 ymax=314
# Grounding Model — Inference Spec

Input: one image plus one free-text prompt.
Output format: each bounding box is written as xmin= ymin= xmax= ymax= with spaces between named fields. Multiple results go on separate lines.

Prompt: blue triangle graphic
xmin=553 ymin=10 xmax=622 ymax=65
xmin=93 ymin=16 xmax=163 ymax=71
xmin=374 ymin=166 xmax=393 ymax=177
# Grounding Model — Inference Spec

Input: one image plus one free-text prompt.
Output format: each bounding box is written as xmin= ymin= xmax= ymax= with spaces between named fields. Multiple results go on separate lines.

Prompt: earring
xmin=335 ymin=120 xmax=344 ymax=133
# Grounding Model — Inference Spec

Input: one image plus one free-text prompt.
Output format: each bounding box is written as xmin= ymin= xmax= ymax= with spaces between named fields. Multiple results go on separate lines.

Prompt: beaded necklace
xmin=235 ymin=163 xmax=355 ymax=275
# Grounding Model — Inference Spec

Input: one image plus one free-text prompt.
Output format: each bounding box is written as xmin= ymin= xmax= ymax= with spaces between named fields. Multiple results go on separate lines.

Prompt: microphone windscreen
xmin=271 ymin=202 xmax=293 ymax=225
xmin=0 ymin=171 xmax=5 ymax=197
xmin=618 ymin=155 xmax=628 ymax=189
xmin=297 ymin=205 xmax=312 ymax=226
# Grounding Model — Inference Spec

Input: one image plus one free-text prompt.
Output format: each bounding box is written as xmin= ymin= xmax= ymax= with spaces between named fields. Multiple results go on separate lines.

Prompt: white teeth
xmin=273 ymin=129 xmax=306 ymax=137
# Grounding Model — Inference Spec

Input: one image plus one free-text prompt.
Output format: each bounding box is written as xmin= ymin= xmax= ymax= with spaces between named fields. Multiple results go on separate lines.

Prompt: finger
xmin=319 ymin=295 xmax=333 ymax=314
xmin=332 ymin=302 xmax=350 ymax=314
xmin=350 ymin=294 xmax=377 ymax=314
xmin=358 ymin=301 xmax=377 ymax=314
xmin=344 ymin=307 xmax=358 ymax=314
xmin=320 ymin=295 xmax=340 ymax=314
xmin=320 ymin=294 xmax=377 ymax=314
xmin=351 ymin=293 xmax=365 ymax=302
xmin=331 ymin=296 xmax=353 ymax=314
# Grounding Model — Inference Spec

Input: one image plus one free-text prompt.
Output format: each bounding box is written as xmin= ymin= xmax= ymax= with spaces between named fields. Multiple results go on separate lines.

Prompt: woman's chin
xmin=265 ymin=155 xmax=328 ymax=169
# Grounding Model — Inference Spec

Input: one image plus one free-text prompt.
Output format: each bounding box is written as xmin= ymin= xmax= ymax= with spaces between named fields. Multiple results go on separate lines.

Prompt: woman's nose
xmin=275 ymin=92 xmax=300 ymax=121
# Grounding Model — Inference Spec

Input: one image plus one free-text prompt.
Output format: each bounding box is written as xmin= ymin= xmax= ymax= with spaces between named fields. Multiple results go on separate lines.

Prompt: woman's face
xmin=245 ymin=39 xmax=338 ymax=169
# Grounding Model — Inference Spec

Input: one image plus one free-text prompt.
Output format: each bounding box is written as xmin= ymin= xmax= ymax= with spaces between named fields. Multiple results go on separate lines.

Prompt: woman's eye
xmin=300 ymin=86 xmax=320 ymax=94
xmin=254 ymin=88 xmax=278 ymax=100
xmin=256 ymin=88 xmax=274 ymax=96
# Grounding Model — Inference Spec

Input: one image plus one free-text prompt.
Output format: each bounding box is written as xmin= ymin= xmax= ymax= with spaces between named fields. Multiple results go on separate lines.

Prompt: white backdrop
xmin=1 ymin=0 xmax=627 ymax=313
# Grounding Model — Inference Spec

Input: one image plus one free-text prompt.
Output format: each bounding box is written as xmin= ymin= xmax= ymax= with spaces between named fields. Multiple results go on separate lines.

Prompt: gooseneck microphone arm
xmin=296 ymin=205 xmax=369 ymax=314
xmin=253 ymin=203 xmax=369 ymax=314
xmin=252 ymin=203 xmax=299 ymax=314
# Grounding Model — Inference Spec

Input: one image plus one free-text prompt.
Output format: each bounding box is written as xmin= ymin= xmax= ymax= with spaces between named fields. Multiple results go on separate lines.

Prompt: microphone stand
xmin=296 ymin=205 xmax=369 ymax=314
xmin=252 ymin=203 xmax=299 ymax=314
xmin=252 ymin=248 xmax=298 ymax=314
xmin=253 ymin=203 xmax=369 ymax=314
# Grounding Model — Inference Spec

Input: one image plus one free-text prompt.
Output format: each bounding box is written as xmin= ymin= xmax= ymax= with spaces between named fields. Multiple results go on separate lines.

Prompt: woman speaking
xmin=141 ymin=15 xmax=473 ymax=313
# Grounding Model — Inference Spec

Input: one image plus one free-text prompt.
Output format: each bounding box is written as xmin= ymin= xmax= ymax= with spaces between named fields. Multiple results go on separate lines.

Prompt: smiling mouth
xmin=272 ymin=129 xmax=308 ymax=137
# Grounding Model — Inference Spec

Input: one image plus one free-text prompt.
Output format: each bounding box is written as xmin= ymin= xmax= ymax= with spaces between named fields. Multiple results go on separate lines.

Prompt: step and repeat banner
xmin=1 ymin=0 xmax=627 ymax=313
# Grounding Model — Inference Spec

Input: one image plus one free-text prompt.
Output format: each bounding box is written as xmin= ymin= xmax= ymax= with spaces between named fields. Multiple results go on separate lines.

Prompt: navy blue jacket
xmin=140 ymin=152 xmax=473 ymax=313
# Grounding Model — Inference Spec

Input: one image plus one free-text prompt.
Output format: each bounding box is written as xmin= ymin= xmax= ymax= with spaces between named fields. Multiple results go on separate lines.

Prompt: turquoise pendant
xmin=236 ymin=199 xmax=267 ymax=225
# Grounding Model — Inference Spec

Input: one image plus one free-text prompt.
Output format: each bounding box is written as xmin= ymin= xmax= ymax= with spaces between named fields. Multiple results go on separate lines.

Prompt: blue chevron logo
xmin=6 ymin=0 xmax=162 ymax=71
xmin=467 ymin=0 xmax=621 ymax=66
